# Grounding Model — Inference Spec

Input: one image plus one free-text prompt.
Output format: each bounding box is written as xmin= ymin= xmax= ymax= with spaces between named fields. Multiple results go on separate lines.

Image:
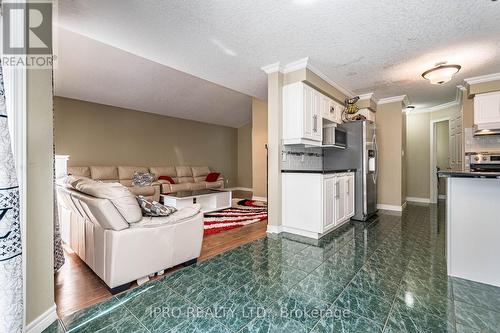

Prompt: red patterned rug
xmin=203 ymin=199 xmax=268 ymax=236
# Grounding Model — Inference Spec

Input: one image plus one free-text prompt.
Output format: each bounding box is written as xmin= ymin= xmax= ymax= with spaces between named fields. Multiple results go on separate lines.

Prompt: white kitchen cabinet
xmin=449 ymin=107 xmax=463 ymax=170
xmin=282 ymin=171 xmax=355 ymax=239
xmin=323 ymin=176 xmax=335 ymax=229
xmin=334 ymin=174 xmax=346 ymax=225
xmin=345 ymin=173 xmax=355 ymax=218
xmin=283 ymin=82 xmax=322 ymax=146
xmin=474 ymin=92 xmax=500 ymax=129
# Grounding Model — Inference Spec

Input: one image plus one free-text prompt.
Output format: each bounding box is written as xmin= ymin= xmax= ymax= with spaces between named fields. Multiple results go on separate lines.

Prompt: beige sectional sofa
xmin=57 ymin=176 xmax=203 ymax=292
xmin=67 ymin=166 xmax=224 ymax=202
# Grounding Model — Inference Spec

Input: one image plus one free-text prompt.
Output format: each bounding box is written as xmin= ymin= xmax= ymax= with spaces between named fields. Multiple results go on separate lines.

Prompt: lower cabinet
xmin=282 ymin=171 xmax=355 ymax=239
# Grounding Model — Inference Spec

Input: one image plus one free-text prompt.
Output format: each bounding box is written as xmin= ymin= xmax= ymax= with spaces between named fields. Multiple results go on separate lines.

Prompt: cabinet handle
xmin=313 ymin=115 xmax=317 ymax=132
xmin=335 ymin=182 xmax=339 ymax=198
xmin=346 ymin=179 xmax=349 ymax=195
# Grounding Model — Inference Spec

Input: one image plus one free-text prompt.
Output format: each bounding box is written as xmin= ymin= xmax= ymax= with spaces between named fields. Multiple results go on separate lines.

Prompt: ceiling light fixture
xmin=422 ymin=62 xmax=461 ymax=85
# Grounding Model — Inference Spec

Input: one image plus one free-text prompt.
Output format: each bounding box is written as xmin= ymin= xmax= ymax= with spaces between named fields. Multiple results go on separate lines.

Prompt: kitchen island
xmin=439 ymin=171 xmax=500 ymax=287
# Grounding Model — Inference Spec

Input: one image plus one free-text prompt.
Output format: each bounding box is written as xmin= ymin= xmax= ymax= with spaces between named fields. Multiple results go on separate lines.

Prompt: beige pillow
xmin=75 ymin=180 xmax=142 ymax=223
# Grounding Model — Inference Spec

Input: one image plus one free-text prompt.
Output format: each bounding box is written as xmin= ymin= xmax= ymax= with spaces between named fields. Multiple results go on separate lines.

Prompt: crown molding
xmin=262 ymin=57 xmax=356 ymax=98
xmin=358 ymin=92 xmax=374 ymax=101
xmin=261 ymin=62 xmax=283 ymax=74
xmin=464 ymin=72 xmax=500 ymax=85
xmin=410 ymin=100 xmax=460 ymax=114
xmin=377 ymin=95 xmax=409 ymax=107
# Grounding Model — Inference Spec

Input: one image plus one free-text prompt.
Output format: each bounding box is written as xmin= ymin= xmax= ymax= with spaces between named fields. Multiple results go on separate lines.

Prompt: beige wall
xmin=376 ymin=101 xmax=404 ymax=207
xmin=252 ymin=98 xmax=268 ymax=198
xmin=405 ymin=105 xmax=458 ymax=199
xmin=26 ymin=69 xmax=55 ymax=323
xmin=406 ymin=112 xmax=431 ymax=199
xmin=54 ymin=97 xmax=244 ymax=187
xmin=237 ymin=123 xmax=252 ymax=188
xmin=467 ymin=79 xmax=500 ymax=96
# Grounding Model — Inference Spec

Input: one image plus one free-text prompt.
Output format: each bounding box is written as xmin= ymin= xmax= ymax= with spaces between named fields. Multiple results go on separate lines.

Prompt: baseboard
xmin=26 ymin=304 xmax=58 ymax=333
xmin=252 ymin=196 xmax=267 ymax=202
xmin=377 ymin=204 xmax=405 ymax=212
xmin=402 ymin=201 xmax=407 ymax=210
xmin=438 ymin=194 xmax=447 ymax=200
xmin=282 ymin=226 xmax=319 ymax=239
xmin=225 ymin=187 xmax=253 ymax=192
xmin=266 ymin=225 xmax=282 ymax=234
xmin=406 ymin=197 xmax=431 ymax=204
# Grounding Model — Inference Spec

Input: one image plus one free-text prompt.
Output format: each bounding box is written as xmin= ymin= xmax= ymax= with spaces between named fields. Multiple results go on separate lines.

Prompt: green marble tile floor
xmin=45 ymin=204 xmax=500 ymax=332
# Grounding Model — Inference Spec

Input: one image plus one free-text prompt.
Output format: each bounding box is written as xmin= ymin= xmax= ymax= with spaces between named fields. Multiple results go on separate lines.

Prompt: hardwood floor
xmin=54 ymin=190 xmax=267 ymax=318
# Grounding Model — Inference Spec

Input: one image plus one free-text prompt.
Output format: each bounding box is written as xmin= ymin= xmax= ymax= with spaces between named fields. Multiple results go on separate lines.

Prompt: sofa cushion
xmin=159 ymin=176 xmax=176 ymax=184
xmin=149 ymin=166 xmax=176 ymax=180
xmin=118 ymin=166 xmax=149 ymax=180
xmin=169 ymin=183 xmax=191 ymax=192
xmin=68 ymin=166 xmax=91 ymax=178
xmin=132 ymin=172 xmax=155 ymax=186
xmin=75 ymin=179 xmax=142 ymax=223
xmin=128 ymin=186 xmax=156 ymax=197
xmin=191 ymin=166 xmax=210 ymax=178
xmin=190 ymin=182 xmax=206 ymax=191
xmin=176 ymin=166 xmax=192 ymax=177
xmin=90 ymin=166 xmax=118 ymax=181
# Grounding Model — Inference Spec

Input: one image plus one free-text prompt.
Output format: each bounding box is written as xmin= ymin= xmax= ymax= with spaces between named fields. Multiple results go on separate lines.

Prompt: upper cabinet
xmin=283 ymin=82 xmax=343 ymax=146
xmin=474 ymin=92 xmax=500 ymax=129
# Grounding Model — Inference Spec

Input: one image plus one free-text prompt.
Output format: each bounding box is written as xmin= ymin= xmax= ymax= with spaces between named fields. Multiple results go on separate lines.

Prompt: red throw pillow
xmin=158 ymin=175 xmax=176 ymax=184
xmin=205 ymin=172 xmax=220 ymax=182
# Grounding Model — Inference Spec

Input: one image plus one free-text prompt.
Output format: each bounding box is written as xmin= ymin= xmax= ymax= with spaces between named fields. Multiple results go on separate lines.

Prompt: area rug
xmin=203 ymin=199 xmax=267 ymax=236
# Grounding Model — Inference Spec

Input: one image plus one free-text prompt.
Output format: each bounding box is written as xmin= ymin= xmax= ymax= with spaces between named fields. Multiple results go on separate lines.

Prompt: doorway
xmin=430 ymin=118 xmax=450 ymax=203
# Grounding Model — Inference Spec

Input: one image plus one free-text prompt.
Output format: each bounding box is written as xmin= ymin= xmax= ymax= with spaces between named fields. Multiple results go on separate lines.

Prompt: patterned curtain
xmin=0 ymin=65 xmax=23 ymax=332
xmin=52 ymin=70 xmax=64 ymax=272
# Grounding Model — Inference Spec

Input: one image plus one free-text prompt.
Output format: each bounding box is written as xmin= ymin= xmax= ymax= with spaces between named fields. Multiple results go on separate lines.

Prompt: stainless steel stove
xmin=469 ymin=153 xmax=500 ymax=172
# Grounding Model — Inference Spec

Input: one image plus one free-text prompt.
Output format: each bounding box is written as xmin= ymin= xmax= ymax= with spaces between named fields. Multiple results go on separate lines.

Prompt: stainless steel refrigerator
xmin=323 ymin=120 xmax=378 ymax=221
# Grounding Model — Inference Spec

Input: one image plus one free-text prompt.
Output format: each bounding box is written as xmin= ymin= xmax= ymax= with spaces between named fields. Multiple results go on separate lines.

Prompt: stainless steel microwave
xmin=323 ymin=124 xmax=347 ymax=148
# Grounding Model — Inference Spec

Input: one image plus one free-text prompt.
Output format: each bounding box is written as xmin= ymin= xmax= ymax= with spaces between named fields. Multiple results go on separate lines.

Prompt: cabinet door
xmin=334 ymin=176 xmax=345 ymax=225
xmin=323 ymin=177 xmax=335 ymax=229
xmin=345 ymin=174 xmax=355 ymax=218
xmin=474 ymin=93 xmax=500 ymax=126
xmin=311 ymin=90 xmax=322 ymax=141
xmin=303 ymin=85 xmax=315 ymax=140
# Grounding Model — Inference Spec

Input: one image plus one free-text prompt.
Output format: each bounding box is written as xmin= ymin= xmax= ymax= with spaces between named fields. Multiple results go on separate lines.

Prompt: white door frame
xmin=430 ymin=117 xmax=450 ymax=203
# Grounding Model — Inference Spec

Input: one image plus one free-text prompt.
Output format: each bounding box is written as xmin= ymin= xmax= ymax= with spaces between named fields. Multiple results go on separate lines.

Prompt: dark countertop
xmin=438 ymin=171 xmax=500 ymax=178
xmin=281 ymin=169 xmax=356 ymax=174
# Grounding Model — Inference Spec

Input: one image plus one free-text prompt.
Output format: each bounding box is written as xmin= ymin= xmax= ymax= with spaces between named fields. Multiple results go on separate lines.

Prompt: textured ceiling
xmin=57 ymin=0 xmax=500 ymax=112
xmin=54 ymin=28 xmax=251 ymax=127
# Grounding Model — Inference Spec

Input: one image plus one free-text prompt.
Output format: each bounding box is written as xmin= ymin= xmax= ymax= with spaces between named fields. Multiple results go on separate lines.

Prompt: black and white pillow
xmin=136 ymin=195 xmax=177 ymax=217
xmin=132 ymin=172 xmax=155 ymax=187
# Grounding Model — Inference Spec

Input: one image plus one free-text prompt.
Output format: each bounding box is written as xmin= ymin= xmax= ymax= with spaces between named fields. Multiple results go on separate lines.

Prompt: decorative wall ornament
xmin=0 ymin=64 xmax=23 ymax=333
xmin=342 ymin=96 xmax=365 ymax=122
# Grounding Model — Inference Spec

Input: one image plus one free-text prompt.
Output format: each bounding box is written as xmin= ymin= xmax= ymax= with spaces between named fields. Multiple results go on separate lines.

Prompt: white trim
xmin=464 ymin=72 xmax=500 ymax=85
xmin=306 ymin=63 xmax=355 ymax=98
xmin=377 ymin=95 xmax=410 ymax=106
xmin=358 ymin=92 xmax=374 ymax=101
xmin=261 ymin=62 xmax=283 ymax=74
xmin=266 ymin=224 xmax=283 ymax=234
xmin=252 ymin=196 xmax=267 ymax=202
xmin=282 ymin=57 xmax=310 ymax=74
xmin=261 ymin=57 xmax=356 ymax=98
xmin=25 ymin=304 xmax=57 ymax=333
xmin=376 ymin=204 xmax=405 ymax=212
xmin=411 ymin=101 xmax=460 ymax=114
xmin=438 ymin=194 xmax=447 ymax=200
xmin=406 ymin=197 xmax=431 ymax=204
xmin=282 ymin=226 xmax=319 ymax=239
xmin=224 ymin=187 xmax=253 ymax=192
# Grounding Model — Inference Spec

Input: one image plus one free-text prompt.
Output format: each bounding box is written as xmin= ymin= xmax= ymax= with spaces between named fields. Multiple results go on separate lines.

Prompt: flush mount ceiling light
xmin=422 ymin=63 xmax=461 ymax=85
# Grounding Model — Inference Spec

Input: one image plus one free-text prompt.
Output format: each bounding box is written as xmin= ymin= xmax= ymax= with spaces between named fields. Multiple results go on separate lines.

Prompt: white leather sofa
xmin=56 ymin=176 xmax=203 ymax=293
xmin=67 ymin=166 xmax=224 ymax=200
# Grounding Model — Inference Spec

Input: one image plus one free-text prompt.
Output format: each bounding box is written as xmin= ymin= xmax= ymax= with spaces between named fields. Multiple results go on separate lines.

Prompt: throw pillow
xmin=132 ymin=171 xmax=155 ymax=187
xmin=205 ymin=172 xmax=220 ymax=182
xmin=158 ymin=175 xmax=176 ymax=184
xmin=136 ymin=195 xmax=177 ymax=217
